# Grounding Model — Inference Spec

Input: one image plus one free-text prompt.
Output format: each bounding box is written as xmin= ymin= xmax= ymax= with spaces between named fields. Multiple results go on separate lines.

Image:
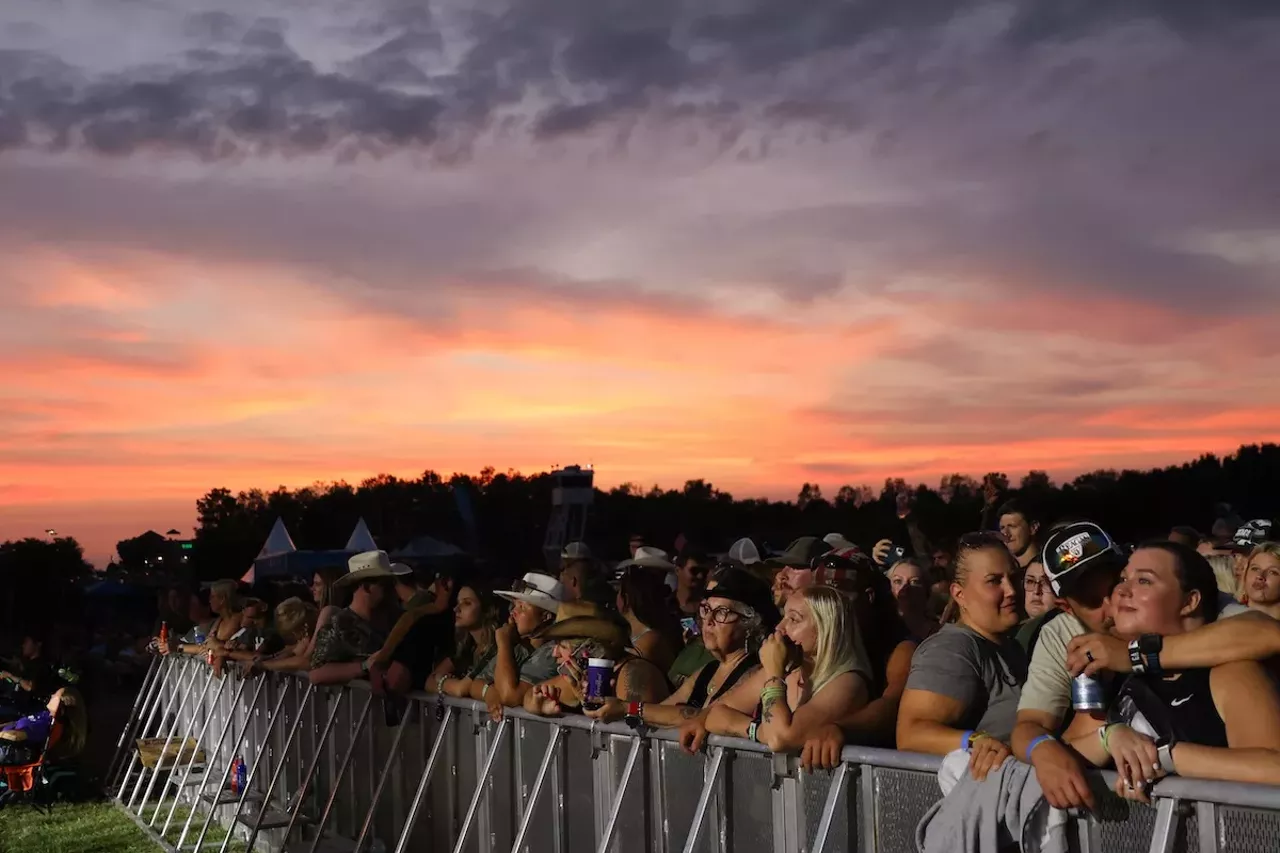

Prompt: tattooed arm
xmin=637 ymin=662 xmax=706 ymax=728
xmin=756 ymin=670 xmax=870 ymax=753
xmin=617 ymin=659 xmax=669 ymax=704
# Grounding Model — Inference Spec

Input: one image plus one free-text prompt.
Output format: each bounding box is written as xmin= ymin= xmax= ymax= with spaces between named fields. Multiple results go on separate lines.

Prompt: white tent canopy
xmin=245 ymin=517 xmax=298 ymax=582
xmin=345 ymin=517 xmax=378 ymax=553
xmin=256 ymin=517 xmax=298 ymax=559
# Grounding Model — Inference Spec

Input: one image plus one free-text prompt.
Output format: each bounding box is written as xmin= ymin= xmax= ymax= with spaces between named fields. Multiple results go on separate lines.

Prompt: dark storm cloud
xmin=0 ymin=0 xmax=1276 ymax=160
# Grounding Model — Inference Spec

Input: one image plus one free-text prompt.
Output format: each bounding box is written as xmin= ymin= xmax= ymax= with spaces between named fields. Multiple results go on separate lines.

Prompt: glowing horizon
xmin=3 ymin=1 xmax=1280 ymax=566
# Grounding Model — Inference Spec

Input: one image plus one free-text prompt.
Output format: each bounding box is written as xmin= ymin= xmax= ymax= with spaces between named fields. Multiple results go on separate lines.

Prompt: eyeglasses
xmin=1023 ymin=576 xmax=1050 ymax=593
xmin=698 ymin=603 xmax=743 ymax=624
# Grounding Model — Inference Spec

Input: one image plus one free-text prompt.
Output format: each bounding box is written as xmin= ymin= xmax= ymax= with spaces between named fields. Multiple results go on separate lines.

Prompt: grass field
xmin=0 ymin=800 xmax=251 ymax=853
xmin=0 ymin=801 xmax=158 ymax=853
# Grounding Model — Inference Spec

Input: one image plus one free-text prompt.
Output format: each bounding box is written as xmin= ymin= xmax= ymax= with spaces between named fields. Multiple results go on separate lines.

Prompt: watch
xmin=1138 ymin=634 xmax=1164 ymax=676
xmin=360 ymin=658 xmax=371 ymax=675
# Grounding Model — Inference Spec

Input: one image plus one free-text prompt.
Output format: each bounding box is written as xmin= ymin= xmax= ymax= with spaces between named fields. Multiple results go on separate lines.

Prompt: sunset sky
xmin=3 ymin=1 xmax=1280 ymax=566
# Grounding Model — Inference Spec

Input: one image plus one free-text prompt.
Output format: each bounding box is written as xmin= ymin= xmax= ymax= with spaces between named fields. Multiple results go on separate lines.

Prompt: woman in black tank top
xmin=1066 ymin=541 xmax=1280 ymax=798
xmin=584 ymin=568 xmax=779 ymax=729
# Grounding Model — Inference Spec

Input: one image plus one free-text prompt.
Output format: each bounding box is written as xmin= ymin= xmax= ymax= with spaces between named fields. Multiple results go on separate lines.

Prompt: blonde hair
xmin=209 ymin=580 xmax=241 ymax=612
xmin=1206 ymin=553 xmax=1238 ymax=596
xmin=798 ymin=586 xmax=870 ymax=696
xmin=275 ymin=597 xmax=319 ymax=643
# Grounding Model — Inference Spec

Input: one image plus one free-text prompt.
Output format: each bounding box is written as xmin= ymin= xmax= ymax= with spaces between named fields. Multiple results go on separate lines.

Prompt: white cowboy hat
xmin=334 ymin=550 xmax=400 ymax=587
xmin=389 ymin=561 xmax=415 ymax=577
xmin=616 ymin=546 xmax=676 ymax=572
xmin=495 ymin=572 xmax=567 ymax=613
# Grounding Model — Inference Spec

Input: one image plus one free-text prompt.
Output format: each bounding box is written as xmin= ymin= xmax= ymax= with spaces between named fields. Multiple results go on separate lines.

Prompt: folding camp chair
xmin=0 ymin=720 xmax=65 ymax=814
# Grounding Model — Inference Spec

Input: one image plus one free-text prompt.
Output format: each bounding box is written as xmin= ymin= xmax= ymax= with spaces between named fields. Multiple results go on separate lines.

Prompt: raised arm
xmin=1068 ymin=612 xmax=1280 ymax=677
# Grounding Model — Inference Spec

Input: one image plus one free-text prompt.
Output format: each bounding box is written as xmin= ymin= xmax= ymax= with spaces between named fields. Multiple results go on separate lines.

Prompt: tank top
xmin=1143 ymin=669 xmax=1227 ymax=748
xmin=687 ymin=654 xmax=757 ymax=709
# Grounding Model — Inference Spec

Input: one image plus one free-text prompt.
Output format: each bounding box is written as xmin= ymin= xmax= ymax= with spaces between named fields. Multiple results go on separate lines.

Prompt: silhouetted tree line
xmin=0 ymin=537 xmax=93 ymax=643
xmin=127 ymin=443 xmax=1280 ymax=583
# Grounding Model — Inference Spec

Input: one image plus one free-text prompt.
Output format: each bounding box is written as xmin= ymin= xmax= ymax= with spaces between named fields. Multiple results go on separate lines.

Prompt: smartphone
xmin=888 ymin=545 xmax=907 ymax=564
xmin=680 ymin=617 xmax=700 ymax=638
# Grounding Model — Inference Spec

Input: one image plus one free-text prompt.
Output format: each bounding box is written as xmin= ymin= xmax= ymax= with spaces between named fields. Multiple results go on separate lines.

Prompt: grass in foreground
xmin=0 ymin=801 xmax=159 ymax=853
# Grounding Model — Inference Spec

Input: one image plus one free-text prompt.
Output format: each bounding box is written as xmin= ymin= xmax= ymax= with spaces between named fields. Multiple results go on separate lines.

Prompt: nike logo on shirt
xmin=1171 ymin=696 xmax=1193 ymax=707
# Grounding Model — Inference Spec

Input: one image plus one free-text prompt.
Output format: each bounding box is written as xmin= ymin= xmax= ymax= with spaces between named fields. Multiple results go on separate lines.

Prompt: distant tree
xmin=797 ymin=483 xmax=824 ymax=509
xmin=0 ymin=537 xmax=94 ymax=633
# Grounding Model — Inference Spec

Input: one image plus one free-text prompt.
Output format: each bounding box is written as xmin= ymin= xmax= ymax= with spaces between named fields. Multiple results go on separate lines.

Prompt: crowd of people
xmin=150 ymin=502 xmax=1280 ymax=822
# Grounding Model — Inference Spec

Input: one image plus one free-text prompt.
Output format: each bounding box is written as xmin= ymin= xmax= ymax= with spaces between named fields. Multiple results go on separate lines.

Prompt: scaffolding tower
xmin=541 ymin=465 xmax=594 ymax=571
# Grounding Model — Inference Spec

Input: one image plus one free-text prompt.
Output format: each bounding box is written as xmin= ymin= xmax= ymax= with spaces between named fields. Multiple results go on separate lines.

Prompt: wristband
xmin=1098 ymin=723 xmax=1119 ymax=754
xmin=1128 ymin=640 xmax=1146 ymax=675
xmin=1157 ymin=743 xmax=1177 ymax=775
xmin=360 ymin=658 xmax=371 ymax=674
xmin=747 ymin=721 xmax=759 ymax=743
xmin=436 ymin=675 xmax=449 ymax=693
xmin=960 ymin=730 xmax=976 ymax=751
xmin=1024 ymin=734 xmax=1056 ymax=763
xmin=482 ymin=683 xmax=490 ymax=698
xmin=1138 ymin=634 xmax=1164 ymax=676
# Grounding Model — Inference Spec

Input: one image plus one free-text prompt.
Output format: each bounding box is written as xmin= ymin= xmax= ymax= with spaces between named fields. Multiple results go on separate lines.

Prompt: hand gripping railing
xmin=113 ymin=664 xmax=1280 ymax=853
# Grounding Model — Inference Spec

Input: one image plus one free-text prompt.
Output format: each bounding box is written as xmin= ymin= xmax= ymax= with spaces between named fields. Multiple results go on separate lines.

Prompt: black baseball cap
xmin=1042 ymin=522 xmax=1125 ymax=597
xmin=698 ymin=567 xmax=781 ymax=628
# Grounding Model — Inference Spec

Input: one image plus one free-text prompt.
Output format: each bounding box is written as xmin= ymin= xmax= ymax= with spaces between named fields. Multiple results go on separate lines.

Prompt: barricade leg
xmin=809 ymin=762 xmax=849 ymax=853
xmin=215 ymin=674 xmax=297 ymax=853
xmin=280 ymin=688 xmax=349 ymax=851
xmin=106 ymin=655 xmax=162 ymax=789
xmin=182 ymin=673 xmax=270 ymax=852
xmin=303 ymin=691 xmax=376 ymax=853
xmin=350 ymin=701 xmax=415 ymax=853
xmin=393 ymin=705 xmax=456 ymax=853
xmin=129 ymin=659 xmax=202 ymax=810
xmin=1148 ymin=797 xmax=1180 ymax=853
xmin=136 ymin=664 xmax=217 ymax=816
xmin=594 ymin=736 xmax=643 ymax=853
xmin=118 ymin=657 xmax=189 ymax=802
xmin=242 ymin=683 xmax=317 ymax=852
xmin=508 ymin=723 xmax=563 ymax=853
xmin=152 ymin=670 xmax=232 ymax=826
xmin=451 ymin=718 xmax=511 ymax=853
xmin=163 ymin=673 xmax=248 ymax=837
xmin=681 ymin=746 xmax=726 ymax=853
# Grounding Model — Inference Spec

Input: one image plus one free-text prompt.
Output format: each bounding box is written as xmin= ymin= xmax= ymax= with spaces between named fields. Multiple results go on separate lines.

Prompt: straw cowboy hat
xmin=616 ymin=546 xmax=677 ymax=572
xmin=495 ymin=572 xmax=567 ymax=613
xmin=334 ymin=550 xmax=400 ymax=587
xmin=532 ymin=601 xmax=630 ymax=649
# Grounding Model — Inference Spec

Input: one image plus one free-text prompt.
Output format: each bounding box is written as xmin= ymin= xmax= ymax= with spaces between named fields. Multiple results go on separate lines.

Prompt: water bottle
xmin=235 ymin=757 xmax=248 ymax=793
xmin=229 ymin=758 xmax=241 ymax=794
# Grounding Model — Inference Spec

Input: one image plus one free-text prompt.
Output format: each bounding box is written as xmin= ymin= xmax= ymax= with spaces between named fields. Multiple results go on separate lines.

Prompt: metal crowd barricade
xmin=112 ymin=661 xmax=1280 ymax=853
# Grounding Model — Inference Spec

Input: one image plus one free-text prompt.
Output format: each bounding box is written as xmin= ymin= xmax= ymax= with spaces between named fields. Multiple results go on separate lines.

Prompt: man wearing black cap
xmin=764 ymin=537 xmax=836 ymax=606
xmin=1010 ymin=522 xmax=1127 ymax=811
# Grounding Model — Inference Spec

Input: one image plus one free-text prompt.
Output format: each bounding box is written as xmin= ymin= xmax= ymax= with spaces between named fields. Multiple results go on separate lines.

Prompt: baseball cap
xmin=764 ymin=536 xmax=832 ymax=569
xmin=1042 ymin=522 xmax=1124 ymax=597
xmin=811 ymin=551 xmax=875 ymax=595
xmin=561 ymin=541 xmax=592 ymax=560
xmin=698 ymin=567 xmax=781 ymax=628
xmin=1230 ymin=519 xmax=1273 ymax=552
xmin=726 ymin=537 xmax=765 ymax=565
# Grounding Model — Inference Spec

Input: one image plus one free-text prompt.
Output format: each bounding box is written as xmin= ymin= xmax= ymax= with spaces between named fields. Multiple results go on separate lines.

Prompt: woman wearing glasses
xmin=697 ymin=585 xmax=872 ymax=753
xmin=897 ymin=532 xmax=1027 ymax=781
xmin=587 ymin=567 xmax=778 ymax=727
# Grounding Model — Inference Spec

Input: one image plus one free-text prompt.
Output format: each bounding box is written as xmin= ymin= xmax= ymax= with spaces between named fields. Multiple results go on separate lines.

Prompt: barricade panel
xmin=1220 ymin=805 xmax=1280 ymax=853
xmin=868 ymin=766 xmax=939 ymax=853
xmin=561 ymin=726 xmax=598 ymax=853
xmin=726 ymin=752 xmax=774 ymax=853
xmin=111 ymin=668 xmax=1280 ymax=853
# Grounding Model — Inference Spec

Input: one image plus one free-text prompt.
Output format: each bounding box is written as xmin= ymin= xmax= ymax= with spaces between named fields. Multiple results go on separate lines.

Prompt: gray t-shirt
xmin=906 ymin=623 xmax=1028 ymax=741
xmin=473 ymin=643 xmax=533 ymax=683
xmin=518 ymin=642 xmax=560 ymax=685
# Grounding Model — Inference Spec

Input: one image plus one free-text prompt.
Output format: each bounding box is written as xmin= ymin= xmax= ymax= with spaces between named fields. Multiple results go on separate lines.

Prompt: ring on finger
xmin=1085 ymin=650 xmax=1095 ymax=663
